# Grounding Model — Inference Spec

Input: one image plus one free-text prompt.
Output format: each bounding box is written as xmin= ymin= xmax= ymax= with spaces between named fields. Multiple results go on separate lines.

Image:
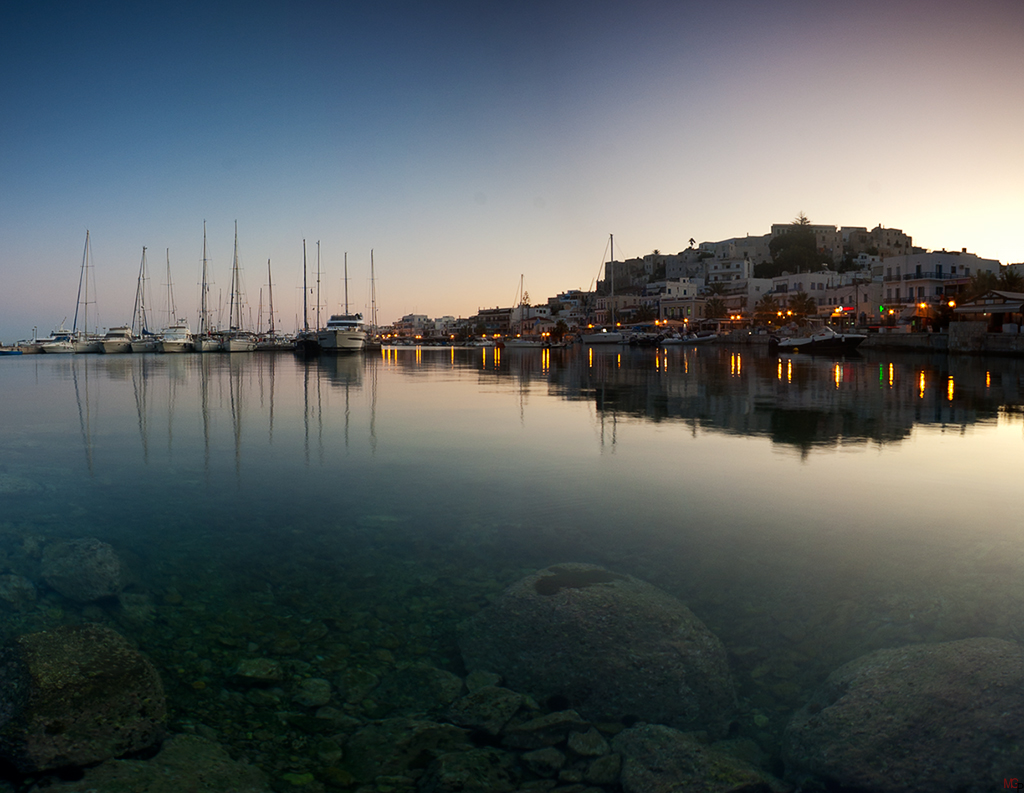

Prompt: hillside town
xmin=385 ymin=218 xmax=1022 ymax=342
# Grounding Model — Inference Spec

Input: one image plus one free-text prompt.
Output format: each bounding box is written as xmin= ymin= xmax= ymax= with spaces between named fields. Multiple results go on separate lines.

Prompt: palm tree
xmin=964 ymin=271 xmax=998 ymax=300
xmin=787 ymin=292 xmax=817 ymax=323
xmin=754 ymin=295 xmax=781 ymax=326
xmin=704 ymin=297 xmax=727 ymax=319
xmin=998 ymin=268 xmax=1024 ymax=292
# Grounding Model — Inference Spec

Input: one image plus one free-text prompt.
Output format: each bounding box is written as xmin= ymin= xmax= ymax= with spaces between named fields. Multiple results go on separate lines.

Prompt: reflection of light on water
xmin=787 ymin=358 xmax=793 ymax=383
xmin=451 ymin=347 xmax=455 ymax=367
xmin=947 ymin=376 xmax=955 ymax=401
xmin=588 ymin=347 xmax=593 ymax=369
xmin=493 ymin=347 xmax=499 ymax=367
xmin=616 ymin=354 xmax=621 ymax=368
xmin=730 ymin=353 xmax=741 ymax=376
xmin=889 ymin=363 xmax=895 ymax=388
xmin=833 ymin=364 xmax=842 ymax=388
xmin=919 ymin=370 xmax=926 ymax=398
xmin=542 ymin=348 xmax=550 ymax=372
xmin=987 ymin=371 xmax=991 ymax=388
xmin=778 ymin=359 xmax=783 ymax=381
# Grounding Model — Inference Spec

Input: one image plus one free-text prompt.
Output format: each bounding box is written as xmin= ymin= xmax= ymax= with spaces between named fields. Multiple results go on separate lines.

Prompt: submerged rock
xmin=783 ymin=637 xmax=1024 ymax=793
xmin=614 ymin=723 xmax=785 ymax=793
xmin=342 ymin=718 xmax=472 ymax=782
xmin=40 ymin=538 xmax=123 ymax=602
xmin=51 ymin=734 xmax=270 ymax=792
xmin=459 ymin=563 xmax=736 ymax=737
xmin=447 ymin=685 xmax=524 ymax=735
xmin=0 ymin=624 xmax=166 ymax=772
xmin=419 ymin=747 xmax=520 ymax=793
xmin=233 ymin=658 xmax=284 ymax=683
xmin=0 ymin=574 xmax=36 ymax=608
xmin=373 ymin=664 xmax=464 ymax=716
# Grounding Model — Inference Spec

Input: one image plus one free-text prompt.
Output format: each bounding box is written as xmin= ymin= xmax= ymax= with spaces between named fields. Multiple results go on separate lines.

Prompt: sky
xmin=1 ymin=0 xmax=1022 ymax=341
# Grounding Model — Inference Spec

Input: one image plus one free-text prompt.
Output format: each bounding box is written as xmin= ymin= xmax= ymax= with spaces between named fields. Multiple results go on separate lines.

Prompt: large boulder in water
xmin=41 ymin=538 xmax=123 ymax=602
xmin=0 ymin=624 xmax=166 ymax=772
xmin=783 ymin=637 xmax=1024 ymax=792
xmin=458 ymin=563 xmax=736 ymax=737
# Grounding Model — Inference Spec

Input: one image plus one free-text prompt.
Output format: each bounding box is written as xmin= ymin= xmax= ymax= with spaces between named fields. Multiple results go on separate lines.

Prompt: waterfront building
xmin=881 ymin=250 xmax=1000 ymax=309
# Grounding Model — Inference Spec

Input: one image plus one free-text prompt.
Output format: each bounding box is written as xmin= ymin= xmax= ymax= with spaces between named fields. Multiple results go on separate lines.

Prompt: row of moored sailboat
xmin=16 ymin=226 xmax=376 ymax=356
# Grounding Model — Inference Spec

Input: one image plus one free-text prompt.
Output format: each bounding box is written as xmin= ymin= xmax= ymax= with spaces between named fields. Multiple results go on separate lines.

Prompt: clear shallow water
xmin=2 ymin=346 xmax=1024 ymax=775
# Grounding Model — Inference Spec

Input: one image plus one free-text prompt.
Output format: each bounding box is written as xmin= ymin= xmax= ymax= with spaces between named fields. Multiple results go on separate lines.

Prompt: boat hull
xmin=195 ymin=336 xmax=223 ymax=352
xmin=317 ymin=330 xmax=366 ymax=353
xmin=770 ymin=330 xmax=866 ymax=354
xmin=41 ymin=341 xmax=75 ymax=353
xmin=581 ymin=330 xmax=626 ymax=344
xmin=224 ymin=337 xmax=257 ymax=352
xmin=159 ymin=341 xmax=194 ymax=353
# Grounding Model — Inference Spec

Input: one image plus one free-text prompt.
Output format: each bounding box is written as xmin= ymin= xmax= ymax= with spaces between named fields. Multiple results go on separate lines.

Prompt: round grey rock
xmin=0 ymin=624 xmax=166 ymax=772
xmin=41 ymin=538 xmax=122 ymax=602
xmin=458 ymin=563 xmax=736 ymax=737
xmin=784 ymin=637 xmax=1024 ymax=792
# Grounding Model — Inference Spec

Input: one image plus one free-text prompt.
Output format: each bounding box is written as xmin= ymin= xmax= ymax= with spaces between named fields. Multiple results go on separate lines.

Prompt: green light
xmin=878 ymin=305 xmax=884 ymax=312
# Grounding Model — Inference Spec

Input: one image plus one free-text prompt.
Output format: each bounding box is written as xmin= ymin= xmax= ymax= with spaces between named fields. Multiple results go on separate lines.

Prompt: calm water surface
xmin=2 ymin=345 xmax=1023 ymax=771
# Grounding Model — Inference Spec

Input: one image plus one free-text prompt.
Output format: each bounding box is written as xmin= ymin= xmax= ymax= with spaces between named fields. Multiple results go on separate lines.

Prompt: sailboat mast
xmin=302 ymin=239 xmax=309 ymax=332
xmin=315 ymin=241 xmax=322 ymax=330
xmin=229 ymin=221 xmax=239 ymax=330
xmin=166 ymin=248 xmax=176 ymax=325
xmin=267 ymin=259 xmax=275 ymax=335
xmin=610 ymin=233 xmax=615 ymax=326
xmin=72 ymin=230 xmax=90 ymax=335
xmin=199 ymin=222 xmax=209 ymax=335
xmin=370 ymin=249 xmax=377 ymax=332
xmin=344 ymin=251 xmax=349 ymax=314
xmin=133 ymin=246 xmax=148 ymax=336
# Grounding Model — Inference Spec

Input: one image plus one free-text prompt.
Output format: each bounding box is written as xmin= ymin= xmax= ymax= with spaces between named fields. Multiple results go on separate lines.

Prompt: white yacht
xmin=317 ymin=313 xmax=366 ymax=353
xmin=158 ymin=321 xmax=194 ymax=353
xmin=99 ymin=326 xmax=134 ymax=354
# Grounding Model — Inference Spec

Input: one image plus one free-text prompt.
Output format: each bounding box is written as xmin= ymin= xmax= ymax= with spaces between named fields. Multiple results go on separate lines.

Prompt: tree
xmin=762 ymin=213 xmax=832 ymax=278
xmin=704 ymin=297 xmax=727 ymax=318
xmin=552 ymin=319 xmax=568 ymax=341
xmin=787 ymin=292 xmax=817 ymax=323
xmin=964 ymin=271 xmax=998 ymax=300
xmin=998 ymin=268 xmax=1024 ymax=292
xmin=707 ymin=282 xmax=727 ymax=296
xmin=754 ymin=295 xmax=781 ymax=326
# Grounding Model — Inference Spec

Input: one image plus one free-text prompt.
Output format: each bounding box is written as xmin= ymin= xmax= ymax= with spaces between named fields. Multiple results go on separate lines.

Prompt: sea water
xmin=1 ymin=346 xmax=1023 ymax=779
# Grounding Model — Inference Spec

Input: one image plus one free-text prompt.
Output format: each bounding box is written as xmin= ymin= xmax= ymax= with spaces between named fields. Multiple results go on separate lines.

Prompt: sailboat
xmin=501 ymin=274 xmax=544 ymax=348
xmin=581 ymin=234 xmax=626 ymax=344
xmin=292 ymin=239 xmax=320 ymax=355
xmin=158 ymin=248 xmax=194 ymax=353
xmin=363 ymin=250 xmax=383 ymax=351
xmin=130 ymin=247 xmax=160 ymax=352
xmin=221 ymin=221 xmax=257 ymax=352
xmin=72 ymin=230 xmax=102 ymax=353
xmin=256 ymin=258 xmax=292 ymax=350
xmin=195 ymin=222 xmax=222 ymax=352
xmin=317 ymin=250 xmax=366 ymax=353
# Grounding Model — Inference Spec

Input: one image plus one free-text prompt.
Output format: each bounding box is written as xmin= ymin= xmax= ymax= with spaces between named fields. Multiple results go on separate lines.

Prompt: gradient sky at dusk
xmin=2 ymin=0 xmax=1022 ymax=341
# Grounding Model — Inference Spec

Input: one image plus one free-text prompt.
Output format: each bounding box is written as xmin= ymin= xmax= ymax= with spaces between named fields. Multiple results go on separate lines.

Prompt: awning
xmin=954 ymin=302 xmax=1024 ymax=314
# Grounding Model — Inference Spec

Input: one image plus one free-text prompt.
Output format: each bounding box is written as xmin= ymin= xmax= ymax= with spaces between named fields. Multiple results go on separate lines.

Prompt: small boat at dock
xmin=769 ymin=326 xmax=866 ymax=354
